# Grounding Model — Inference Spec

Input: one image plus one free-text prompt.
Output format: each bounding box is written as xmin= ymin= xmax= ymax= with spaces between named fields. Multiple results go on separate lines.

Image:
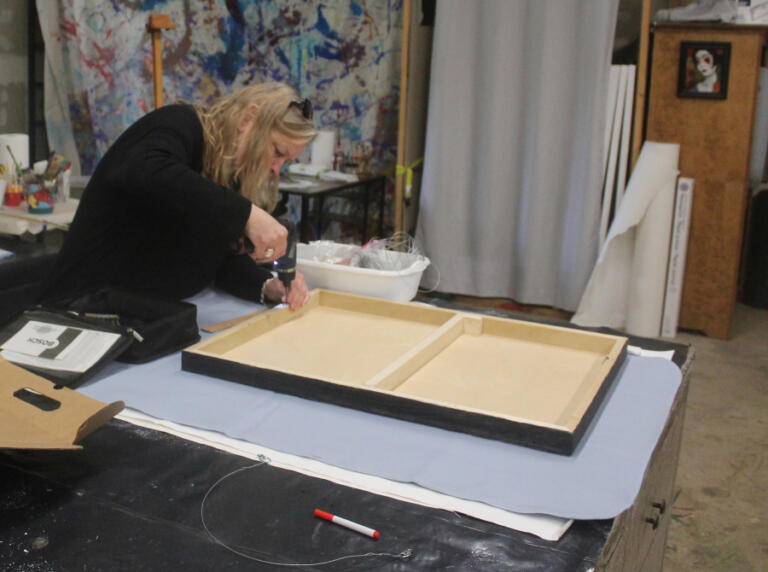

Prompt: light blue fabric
xmin=80 ymin=289 xmax=682 ymax=520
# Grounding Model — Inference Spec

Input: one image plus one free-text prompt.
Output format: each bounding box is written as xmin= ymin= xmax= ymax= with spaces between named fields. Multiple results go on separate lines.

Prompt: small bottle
xmin=333 ymin=142 xmax=344 ymax=172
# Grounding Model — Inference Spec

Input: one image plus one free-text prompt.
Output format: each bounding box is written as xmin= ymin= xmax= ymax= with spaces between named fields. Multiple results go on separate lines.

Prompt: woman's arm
xmin=214 ymin=256 xmax=274 ymax=303
xmin=103 ymin=106 xmax=252 ymax=246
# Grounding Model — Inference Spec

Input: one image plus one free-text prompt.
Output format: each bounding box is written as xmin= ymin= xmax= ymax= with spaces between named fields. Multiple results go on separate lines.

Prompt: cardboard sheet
xmin=79 ymin=289 xmax=682 ymax=521
xmin=0 ymin=356 xmax=124 ymax=449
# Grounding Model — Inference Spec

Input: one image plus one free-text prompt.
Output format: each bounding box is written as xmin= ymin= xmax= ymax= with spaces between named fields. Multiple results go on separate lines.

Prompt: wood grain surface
xmin=646 ymin=25 xmax=766 ymax=338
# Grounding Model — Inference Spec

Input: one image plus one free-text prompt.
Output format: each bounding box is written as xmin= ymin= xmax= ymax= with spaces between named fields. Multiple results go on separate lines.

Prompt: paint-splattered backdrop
xmin=39 ymin=1 xmax=402 ymax=176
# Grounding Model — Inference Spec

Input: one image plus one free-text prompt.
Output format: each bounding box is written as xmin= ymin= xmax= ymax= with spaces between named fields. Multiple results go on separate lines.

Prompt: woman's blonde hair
xmin=194 ymin=82 xmax=316 ymax=211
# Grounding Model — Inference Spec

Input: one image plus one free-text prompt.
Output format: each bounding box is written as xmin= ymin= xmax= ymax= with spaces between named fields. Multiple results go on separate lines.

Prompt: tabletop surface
xmin=0 ymin=299 xmax=690 ymax=571
xmin=279 ymin=174 xmax=386 ymax=196
xmin=0 ymin=418 xmax=614 ymax=571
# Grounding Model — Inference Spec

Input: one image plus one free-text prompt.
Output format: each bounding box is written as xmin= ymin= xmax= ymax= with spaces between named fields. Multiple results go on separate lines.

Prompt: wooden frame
xmin=677 ymin=41 xmax=731 ymax=100
xmin=183 ymin=291 xmax=627 ymax=455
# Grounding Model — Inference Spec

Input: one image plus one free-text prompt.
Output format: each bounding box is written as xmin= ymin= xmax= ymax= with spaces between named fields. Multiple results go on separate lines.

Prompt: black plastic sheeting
xmin=2 ymin=420 xmax=612 ymax=571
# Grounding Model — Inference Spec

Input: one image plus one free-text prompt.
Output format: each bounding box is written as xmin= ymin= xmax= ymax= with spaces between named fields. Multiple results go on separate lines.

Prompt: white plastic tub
xmin=297 ymin=242 xmax=430 ymax=302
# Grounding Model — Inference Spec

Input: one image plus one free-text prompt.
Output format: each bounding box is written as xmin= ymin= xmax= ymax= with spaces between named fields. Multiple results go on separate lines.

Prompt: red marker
xmin=313 ymin=508 xmax=380 ymax=539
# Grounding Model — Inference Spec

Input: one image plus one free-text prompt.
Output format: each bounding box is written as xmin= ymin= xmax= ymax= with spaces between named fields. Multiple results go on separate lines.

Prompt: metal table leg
xmin=300 ymin=196 xmax=310 ymax=243
xmin=317 ymin=195 xmax=326 ymax=240
xmin=362 ymin=183 xmax=370 ymax=243
xmin=378 ymin=178 xmax=386 ymax=238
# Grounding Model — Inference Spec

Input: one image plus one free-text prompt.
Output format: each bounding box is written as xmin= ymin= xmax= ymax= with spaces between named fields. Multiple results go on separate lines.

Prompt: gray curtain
xmin=416 ymin=0 xmax=620 ymax=310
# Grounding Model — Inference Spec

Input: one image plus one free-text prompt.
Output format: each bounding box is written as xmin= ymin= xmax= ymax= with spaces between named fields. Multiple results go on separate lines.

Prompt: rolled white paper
xmin=572 ymin=142 xmax=680 ymax=337
xmin=311 ymin=130 xmax=335 ymax=170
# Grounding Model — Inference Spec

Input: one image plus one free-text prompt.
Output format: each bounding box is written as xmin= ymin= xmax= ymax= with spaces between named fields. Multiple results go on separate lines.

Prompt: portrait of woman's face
xmin=695 ymin=50 xmax=715 ymax=78
xmin=678 ymin=42 xmax=731 ymax=100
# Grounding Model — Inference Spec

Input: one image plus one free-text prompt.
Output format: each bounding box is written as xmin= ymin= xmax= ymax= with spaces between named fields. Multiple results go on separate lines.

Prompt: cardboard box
xmin=0 ymin=356 xmax=124 ymax=449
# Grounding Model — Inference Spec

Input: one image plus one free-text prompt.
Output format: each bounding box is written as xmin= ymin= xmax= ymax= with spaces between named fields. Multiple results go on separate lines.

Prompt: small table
xmin=279 ymin=175 xmax=387 ymax=243
xmin=0 ymin=199 xmax=80 ymax=235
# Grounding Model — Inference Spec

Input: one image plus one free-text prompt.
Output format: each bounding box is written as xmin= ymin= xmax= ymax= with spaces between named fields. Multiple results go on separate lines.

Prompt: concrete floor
xmin=662 ymin=303 xmax=768 ymax=571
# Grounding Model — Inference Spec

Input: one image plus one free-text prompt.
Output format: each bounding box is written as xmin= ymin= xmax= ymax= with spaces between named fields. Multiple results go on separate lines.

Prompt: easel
xmin=147 ymin=14 xmax=175 ymax=109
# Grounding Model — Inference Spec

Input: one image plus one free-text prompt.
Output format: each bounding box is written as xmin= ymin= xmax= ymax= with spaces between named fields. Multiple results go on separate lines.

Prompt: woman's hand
xmin=244 ymin=204 xmax=287 ymax=262
xmin=263 ymin=271 xmax=311 ymax=310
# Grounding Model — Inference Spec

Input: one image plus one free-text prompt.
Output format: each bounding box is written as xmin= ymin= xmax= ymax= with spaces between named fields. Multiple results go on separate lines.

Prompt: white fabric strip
xmin=116 ymin=407 xmax=572 ymax=541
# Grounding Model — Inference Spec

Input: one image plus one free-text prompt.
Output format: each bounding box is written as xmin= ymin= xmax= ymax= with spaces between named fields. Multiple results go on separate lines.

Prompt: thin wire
xmin=305 ymin=232 xmax=438 ymax=294
xmin=379 ymin=231 xmax=441 ymax=294
xmin=200 ymin=456 xmax=413 ymax=567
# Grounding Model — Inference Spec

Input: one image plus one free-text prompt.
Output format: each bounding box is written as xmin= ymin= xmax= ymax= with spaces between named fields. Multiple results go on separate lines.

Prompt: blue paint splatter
xmin=314 ymin=5 xmax=341 ymax=41
xmin=350 ymin=92 xmax=370 ymax=116
xmin=275 ymin=47 xmax=291 ymax=70
xmin=58 ymin=1 xmax=403 ymax=178
xmin=201 ymin=17 xmax=245 ymax=85
xmin=140 ymin=0 xmax=167 ymax=11
xmin=314 ymin=42 xmax=340 ymax=61
xmin=373 ymin=47 xmax=389 ymax=66
xmin=329 ymin=100 xmax=350 ymax=112
xmin=226 ymin=0 xmax=246 ymax=26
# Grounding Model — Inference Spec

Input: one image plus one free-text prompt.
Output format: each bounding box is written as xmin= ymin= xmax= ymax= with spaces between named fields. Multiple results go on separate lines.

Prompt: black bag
xmin=44 ymin=289 xmax=201 ymax=363
xmin=0 ymin=289 xmax=200 ymax=388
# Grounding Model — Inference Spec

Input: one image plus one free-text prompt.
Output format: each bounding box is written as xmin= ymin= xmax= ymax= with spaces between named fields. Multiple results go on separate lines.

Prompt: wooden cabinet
xmin=646 ymin=24 xmax=767 ymax=339
xmin=596 ymin=350 xmax=692 ymax=571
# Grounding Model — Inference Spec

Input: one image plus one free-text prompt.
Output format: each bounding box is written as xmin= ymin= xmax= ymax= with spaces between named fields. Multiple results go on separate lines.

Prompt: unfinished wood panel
xmin=219 ymin=305 xmax=442 ymax=386
xmin=393 ymin=331 xmax=612 ymax=429
xmin=364 ymin=314 xmax=467 ymax=390
xmin=198 ymin=292 xmax=321 ymax=356
xmin=318 ymin=289 xmax=455 ymax=326
xmin=646 ymin=25 xmax=766 ymax=338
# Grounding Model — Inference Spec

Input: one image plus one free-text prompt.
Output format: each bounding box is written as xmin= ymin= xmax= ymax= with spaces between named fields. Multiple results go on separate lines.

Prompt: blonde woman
xmin=41 ymin=82 xmax=316 ymax=310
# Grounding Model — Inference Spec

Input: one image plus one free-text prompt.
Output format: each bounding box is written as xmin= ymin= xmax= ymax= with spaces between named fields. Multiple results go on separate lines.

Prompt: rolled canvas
xmin=572 ymin=142 xmax=680 ymax=337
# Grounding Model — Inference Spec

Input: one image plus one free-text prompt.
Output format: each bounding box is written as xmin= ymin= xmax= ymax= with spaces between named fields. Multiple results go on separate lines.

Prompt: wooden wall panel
xmin=646 ymin=25 xmax=766 ymax=338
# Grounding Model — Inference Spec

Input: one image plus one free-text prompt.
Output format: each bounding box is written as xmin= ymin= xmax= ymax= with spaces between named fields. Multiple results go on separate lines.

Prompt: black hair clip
xmin=289 ymin=98 xmax=313 ymax=120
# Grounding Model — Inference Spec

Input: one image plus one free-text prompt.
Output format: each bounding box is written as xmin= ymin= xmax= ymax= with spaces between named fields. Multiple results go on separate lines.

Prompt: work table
xmin=0 ymin=300 xmax=692 ymax=570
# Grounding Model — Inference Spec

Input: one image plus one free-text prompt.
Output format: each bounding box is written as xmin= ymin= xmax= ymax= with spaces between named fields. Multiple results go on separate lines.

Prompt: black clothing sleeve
xmin=39 ymin=105 xmax=267 ymax=303
xmin=104 ymin=105 xmax=248 ymax=244
xmin=215 ymin=256 xmax=274 ymax=302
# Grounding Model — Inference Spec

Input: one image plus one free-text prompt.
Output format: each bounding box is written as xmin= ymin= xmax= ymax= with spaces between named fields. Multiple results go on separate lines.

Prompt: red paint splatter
xmin=61 ymin=18 xmax=79 ymax=38
xmin=79 ymin=41 xmax=116 ymax=86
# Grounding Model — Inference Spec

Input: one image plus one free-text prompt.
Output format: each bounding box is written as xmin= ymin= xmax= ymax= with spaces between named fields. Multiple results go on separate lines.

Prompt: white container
xmin=297 ymin=242 xmax=430 ymax=302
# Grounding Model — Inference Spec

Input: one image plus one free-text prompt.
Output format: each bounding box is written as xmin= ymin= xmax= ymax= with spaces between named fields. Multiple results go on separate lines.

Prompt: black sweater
xmin=40 ymin=104 xmax=272 ymax=302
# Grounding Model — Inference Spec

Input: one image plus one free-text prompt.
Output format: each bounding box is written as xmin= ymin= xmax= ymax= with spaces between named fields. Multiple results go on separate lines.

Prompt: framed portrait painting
xmin=677 ymin=41 xmax=731 ymax=99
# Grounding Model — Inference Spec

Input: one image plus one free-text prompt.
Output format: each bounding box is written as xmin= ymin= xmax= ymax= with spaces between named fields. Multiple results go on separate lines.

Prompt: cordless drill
xmin=232 ymin=215 xmax=297 ymax=302
xmin=272 ymin=216 xmax=297 ymax=300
